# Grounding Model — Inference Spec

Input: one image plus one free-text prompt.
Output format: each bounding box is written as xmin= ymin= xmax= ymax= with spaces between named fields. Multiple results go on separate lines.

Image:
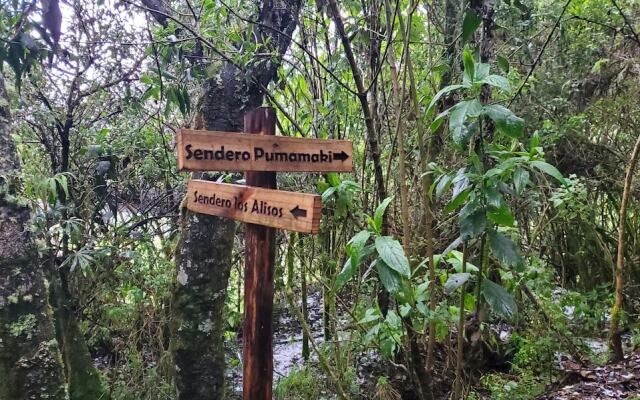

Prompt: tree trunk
xmin=609 ymin=132 xmax=640 ymax=361
xmin=0 ymin=73 xmax=67 ymax=400
xmin=168 ymin=2 xmax=301 ymax=398
xmin=48 ymin=270 xmax=107 ymax=399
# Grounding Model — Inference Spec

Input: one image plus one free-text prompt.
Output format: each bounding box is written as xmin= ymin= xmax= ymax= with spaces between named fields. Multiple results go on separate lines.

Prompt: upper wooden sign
xmin=186 ymin=179 xmax=321 ymax=233
xmin=177 ymin=129 xmax=353 ymax=173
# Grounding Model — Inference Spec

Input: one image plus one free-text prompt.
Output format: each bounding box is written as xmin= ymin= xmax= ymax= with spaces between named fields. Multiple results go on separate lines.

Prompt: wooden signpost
xmin=177 ymin=128 xmax=352 ymax=172
xmin=177 ymin=107 xmax=352 ymax=400
xmin=186 ymin=180 xmax=322 ymax=233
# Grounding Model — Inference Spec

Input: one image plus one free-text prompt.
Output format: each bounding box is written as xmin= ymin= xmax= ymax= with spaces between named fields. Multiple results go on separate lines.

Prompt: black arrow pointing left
xmin=290 ymin=205 xmax=307 ymax=219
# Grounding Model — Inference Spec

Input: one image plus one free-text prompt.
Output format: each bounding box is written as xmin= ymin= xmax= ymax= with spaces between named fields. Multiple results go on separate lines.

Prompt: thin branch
xmin=508 ymin=0 xmax=572 ymax=107
xmin=611 ymin=0 xmax=640 ymax=45
xmin=125 ymin=0 xmax=307 ymax=136
xmin=218 ymin=0 xmax=358 ymax=96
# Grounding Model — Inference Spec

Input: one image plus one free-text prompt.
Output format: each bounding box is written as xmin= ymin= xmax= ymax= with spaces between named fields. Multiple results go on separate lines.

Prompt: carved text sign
xmin=186 ymin=179 xmax=321 ymax=233
xmin=177 ymin=129 xmax=352 ymax=173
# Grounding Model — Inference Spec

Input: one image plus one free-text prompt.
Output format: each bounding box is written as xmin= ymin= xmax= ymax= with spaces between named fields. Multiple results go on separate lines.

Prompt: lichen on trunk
xmin=0 ymin=72 xmax=67 ymax=400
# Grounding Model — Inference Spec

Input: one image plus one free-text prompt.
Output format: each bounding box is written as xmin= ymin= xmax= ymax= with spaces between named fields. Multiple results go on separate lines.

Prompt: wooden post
xmin=243 ymin=107 xmax=277 ymax=400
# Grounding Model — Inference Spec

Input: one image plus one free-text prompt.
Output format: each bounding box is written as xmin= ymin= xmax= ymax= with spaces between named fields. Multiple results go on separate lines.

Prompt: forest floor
xmin=227 ymin=289 xmax=327 ymax=397
xmin=227 ymin=287 xmax=386 ymax=399
xmin=224 ymin=288 xmax=640 ymax=399
xmin=536 ymin=350 xmax=640 ymax=400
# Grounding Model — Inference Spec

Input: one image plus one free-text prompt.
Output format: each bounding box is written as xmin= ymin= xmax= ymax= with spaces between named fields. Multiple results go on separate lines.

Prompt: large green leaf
xmin=337 ymin=240 xmax=375 ymax=289
xmin=376 ymin=259 xmax=402 ymax=294
xmin=475 ymin=63 xmax=490 ymax=80
xmin=427 ymin=84 xmax=467 ymax=112
xmin=375 ymin=236 xmax=411 ymax=278
xmin=488 ymin=230 xmax=523 ymax=267
xmin=373 ymin=197 xmax=394 ymax=233
xmin=462 ymin=9 xmax=482 ymax=44
xmin=434 ymin=172 xmax=454 ymax=200
xmin=487 ymin=205 xmax=515 ymax=227
xmin=445 ymin=272 xmax=472 ymax=293
xmin=530 ymin=160 xmax=565 ymax=185
xmin=479 ymin=75 xmax=511 ymax=92
xmin=463 ymin=48 xmax=476 ymax=84
xmin=446 ymin=251 xmax=479 ymax=272
xmin=513 ymin=168 xmax=529 ymax=195
xmin=460 ymin=209 xmax=487 ymax=239
xmin=444 ymin=188 xmax=471 ymax=215
xmin=497 ymin=55 xmax=510 ymax=73
xmin=336 ymin=257 xmax=356 ymax=289
xmin=483 ymin=104 xmax=524 ymax=138
xmin=449 ymin=100 xmax=482 ymax=146
xmin=482 ymin=279 xmax=517 ymax=319
xmin=348 ymin=230 xmax=371 ymax=269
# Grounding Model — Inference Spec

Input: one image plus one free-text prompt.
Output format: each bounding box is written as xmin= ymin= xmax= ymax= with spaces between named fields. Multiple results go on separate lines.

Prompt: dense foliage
xmin=1 ymin=0 xmax=639 ymax=399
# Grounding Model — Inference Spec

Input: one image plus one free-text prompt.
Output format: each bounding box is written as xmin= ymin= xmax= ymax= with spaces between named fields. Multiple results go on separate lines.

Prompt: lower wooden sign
xmin=186 ymin=179 xmax=322 ymax=233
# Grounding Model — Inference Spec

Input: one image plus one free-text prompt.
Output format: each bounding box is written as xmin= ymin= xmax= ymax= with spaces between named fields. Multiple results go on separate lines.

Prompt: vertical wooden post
xmin=243 ymin=107 xmax=277 ymax=400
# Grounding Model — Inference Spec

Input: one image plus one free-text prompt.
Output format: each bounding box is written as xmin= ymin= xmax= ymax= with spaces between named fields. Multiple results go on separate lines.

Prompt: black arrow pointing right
xmin=333 ymin=151 xmax=349 ymax=161
xmin=290 ymin=205 xmax=307 ymax=219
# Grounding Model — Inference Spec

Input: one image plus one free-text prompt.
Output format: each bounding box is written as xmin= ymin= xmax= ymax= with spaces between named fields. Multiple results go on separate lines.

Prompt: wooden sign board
xmin=186 ymin=179 xmax=321 ymax=233
xmin=177 ymin=129 xmax=353 ymax=173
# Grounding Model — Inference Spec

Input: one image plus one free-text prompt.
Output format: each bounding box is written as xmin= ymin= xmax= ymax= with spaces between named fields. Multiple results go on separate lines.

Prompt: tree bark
xmin=167 ymin=2 xmax=301 ymax=399
xmin=609 ymin=132 xmax=640 ymax=361
xmin=0 ymin=73 xmax=67 ymax=400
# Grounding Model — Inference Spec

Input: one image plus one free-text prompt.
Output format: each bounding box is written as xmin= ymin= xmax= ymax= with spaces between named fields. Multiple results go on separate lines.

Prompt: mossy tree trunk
xmin=0 ymin=73 xmax=67 ymax=400
xmin=609 ymin=132 xmax=640 ymax=361
xmin=165 ymin=2 xmax=302 ymax=398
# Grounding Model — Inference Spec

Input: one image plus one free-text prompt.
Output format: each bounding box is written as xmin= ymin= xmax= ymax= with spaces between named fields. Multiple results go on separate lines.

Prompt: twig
xmin=125 ymin=0 xmax=308 ymax=136
xmin=611 ymin=0 xmax=640 ymax=45
xmin=509 ymin=0 xmax=572 ymax=107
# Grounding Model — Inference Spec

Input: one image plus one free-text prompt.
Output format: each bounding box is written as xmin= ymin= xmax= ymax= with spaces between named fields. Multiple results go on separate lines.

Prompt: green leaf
xmin=463 ymin=48 xmax=476 ymax=84
xmin=434 ymin=173 xmax=454 ymax=200
xmin=488 ymin=230 xmax=523 ymax=267
xmin=58 ymin=175 xmax=69 ymax=200
xmin=479 ymin=75 xmax=511 ymax=92
xmin=375 ymin=236 xmax=411 ymax=278
xmin=373 ymin=197 xmax=394 ymax=233
xmin=460 ymin=209 xmax=487 ymax=239
xmin=475 ymin=63 xmax=490 ymax=80
xmin=349 ymin=230 xmax=371 ymax=253
xmin=348 ymin=230 xmax=371 ymax=269
xmin=427 ymin=84 xmax=467 ymax=112
xmin=430 ymin=113 xmax=446 ymax=134
xmin=444 ymin=187 xmax=471 ymax=214
xmin=487 ymin=206 xmax=515 ymax=227
xmin=336 ymin=257 xmax=356 ymax=288
xmin=447 ymin=251 xmax=479 ymax=272
xmin=482 ymin=279 xmax=517 ymax=319
xmin=376 ymin=259 xmax=402 ymax=294
xmin=337 ymin=231 xmax=372 ymax=288
xmin=359 ymin=307 xmax=381 ymax=324
xmin=449 ymin=100 xmax=482 ymax=146
xmin=445 ymin=272 xmax=472 ymax=293
xmin=483 ymin=104 xmax=524 ymax=138
xmin=530 ymin=160 xmax=565 ymax=185
xmin=141 ymin=86 xmax=160 ymax=102
xmin=513 ymin=168 xmax=529 ymax=195
xmin=324 ymin=175 xmax=339 ymax=189
xmin=497 ymin=55 xmax=510 ymax=73
xmin=483 ymin=185 xmax=504 ymax=209
xmin=462 ymin=9 xmax=482 ymax=44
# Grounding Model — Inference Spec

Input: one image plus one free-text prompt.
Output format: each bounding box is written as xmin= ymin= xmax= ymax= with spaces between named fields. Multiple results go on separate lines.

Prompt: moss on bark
xmin=0 ymin=72 xmax=67 ymax=400
xmin=0 ymin=196 xmax=67 ymax=400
